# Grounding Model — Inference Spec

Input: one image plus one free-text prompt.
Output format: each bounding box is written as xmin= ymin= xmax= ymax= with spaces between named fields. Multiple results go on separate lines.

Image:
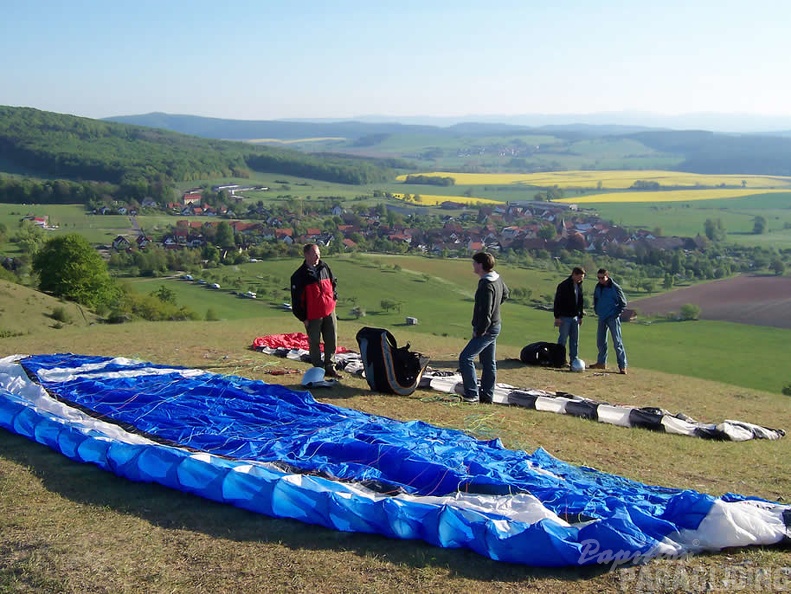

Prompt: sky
xmin=3 ymin=0 xmax=791 ymax=125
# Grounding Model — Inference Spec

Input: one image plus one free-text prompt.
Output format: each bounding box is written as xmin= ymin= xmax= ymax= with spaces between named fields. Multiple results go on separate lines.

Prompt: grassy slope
xmin=1 ymin=293 xmax=789 ymax=592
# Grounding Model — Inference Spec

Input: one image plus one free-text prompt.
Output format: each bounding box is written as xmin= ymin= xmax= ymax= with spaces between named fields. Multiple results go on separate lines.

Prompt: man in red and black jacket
xmin=290 ymin=244 xmax=340 ymax=377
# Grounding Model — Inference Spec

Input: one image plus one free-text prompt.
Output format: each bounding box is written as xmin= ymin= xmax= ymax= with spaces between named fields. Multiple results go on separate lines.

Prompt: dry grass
xmin=2 ymin=310 xmax=790 ymax=593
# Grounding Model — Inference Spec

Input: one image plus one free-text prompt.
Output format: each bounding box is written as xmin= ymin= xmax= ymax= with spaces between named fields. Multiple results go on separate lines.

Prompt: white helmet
xmin=301 ymin=366 xmax=326 ymax=386
xmin=571 ymin=358 xmax=586 ymax=372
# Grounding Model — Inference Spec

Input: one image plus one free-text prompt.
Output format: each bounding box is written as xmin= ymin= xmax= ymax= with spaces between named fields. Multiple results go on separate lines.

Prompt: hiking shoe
xmin=619 ymin=368 xmax=628 ymax=375
xmin=461 ymin=394 xmax=480 ymax=403
xmin=589 ymin=363 xmax=606 ymax=370
xmin=324 ymin=366 xmax=342 ymax=379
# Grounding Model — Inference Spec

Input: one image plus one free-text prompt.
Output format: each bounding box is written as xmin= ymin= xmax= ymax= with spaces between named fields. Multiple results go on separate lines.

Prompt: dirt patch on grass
xmin=631 ymin=275 xmax=791 ymax=329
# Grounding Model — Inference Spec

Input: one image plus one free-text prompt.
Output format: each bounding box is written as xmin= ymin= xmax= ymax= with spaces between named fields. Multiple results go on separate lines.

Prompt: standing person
xmin=591 ymin=268 xmax=628 ymax=374
xmin=553 ymin=266 xmax=586 ymax=366
xmin=459 ymin=252 xmax=509 ymax=404
xmin=290 ymin=243 xmax=341 ymax=378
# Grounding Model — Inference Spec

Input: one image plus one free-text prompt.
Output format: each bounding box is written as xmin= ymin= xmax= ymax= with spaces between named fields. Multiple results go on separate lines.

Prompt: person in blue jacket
xmin=591 ymin=268 xmax=628 ymax=374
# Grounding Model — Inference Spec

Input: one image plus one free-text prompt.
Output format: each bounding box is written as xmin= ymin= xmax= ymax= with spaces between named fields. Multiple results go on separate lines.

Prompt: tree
xmin=639 ymin=279 xmax=656 ymax=294
xmin=703 ymin=218 xmax=726 ymax=242
xmin=13 ymin=220 xmax=47 ymax=256
xmin=752 ymin=216 xmax=767 ymax=235
xmin=537 ymin=224 xmax=556 ymax=240
xmin=380 ymin=299 xmax=402 ymax=313
xmin=33 ymin=233 xmax=118 ymax=309
xmin=151 ymin=285 xmax=177 ymax=304
xmin=770 ymin=258 xmax=786 ymax=276
xmin=215 ymin=221 xmax=236 ymax=249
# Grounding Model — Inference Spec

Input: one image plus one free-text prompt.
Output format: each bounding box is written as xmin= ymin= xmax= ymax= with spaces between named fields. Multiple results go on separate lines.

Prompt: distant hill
xmin=5 ymin=106 xmax=791 ymax=190
xmin=105 ymin=112 xmax=443 ymax=142
xmin=330 ymin=111 xmax=791 ymax=133
xmin=106 ymin=112 xmax=656 ymax=141
xmin=104 ymin=112 xmax=791 ymax=176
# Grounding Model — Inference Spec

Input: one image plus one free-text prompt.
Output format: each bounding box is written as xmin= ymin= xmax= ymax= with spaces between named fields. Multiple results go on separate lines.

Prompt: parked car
xmin=210 ymin=283 xmax=221 ymax=289
xmin=244 ymin=291 xmax=257 ymax=299
xmin=182 ymin=274 xmax=193 ymax=281
xmin=281 ymin=302 xmax=292 ymax=311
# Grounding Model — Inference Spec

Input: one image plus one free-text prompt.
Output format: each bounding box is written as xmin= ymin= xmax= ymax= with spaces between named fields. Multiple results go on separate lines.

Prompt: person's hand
xmin=303 ymin=320 xmax=309 ymax=329
xmin=578 ymin=318 xmax=583 ymax=326
xmin=554 ymin=318 xmax=561 ymax=327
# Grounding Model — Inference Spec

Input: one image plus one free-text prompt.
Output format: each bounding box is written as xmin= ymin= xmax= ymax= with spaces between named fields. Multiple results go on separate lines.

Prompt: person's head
xmin=571 ymin=266 xmax=586 ymax=283
xmin=597 ymin=268 xmax=610 ymax=285
xmin=472 ymin=252 xmax=495 ymax=274
xmin=304 ymin=243 xmax=321 ymax=267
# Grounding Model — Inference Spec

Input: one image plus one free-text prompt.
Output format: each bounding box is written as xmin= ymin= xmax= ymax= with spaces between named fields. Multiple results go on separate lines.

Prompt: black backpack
xmin=520 ymin=341 xmax=566 ymax=367
xmin=356 ymin=327 xmax=430 ymax=396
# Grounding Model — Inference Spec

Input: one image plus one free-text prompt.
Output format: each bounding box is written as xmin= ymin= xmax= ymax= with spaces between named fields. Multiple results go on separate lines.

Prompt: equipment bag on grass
xmin=356 ymin=327 xmax=430 ymax=396
xmin=520 ymin=341 xmax=566 ymax=367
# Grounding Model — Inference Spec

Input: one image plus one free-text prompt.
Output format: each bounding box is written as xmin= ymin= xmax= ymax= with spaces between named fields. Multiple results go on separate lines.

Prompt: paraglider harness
xmin=356 ymin=327 xmax=430 ymax=396
xmin=520 ymin=341 xmax=566 ymax=367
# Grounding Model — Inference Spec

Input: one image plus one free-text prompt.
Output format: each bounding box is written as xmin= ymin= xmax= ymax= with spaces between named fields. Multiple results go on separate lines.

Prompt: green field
xmin=0 ymin=203 xmax=134 ymax=246
xmin=590 ymin=192 xmax=791 ymax=248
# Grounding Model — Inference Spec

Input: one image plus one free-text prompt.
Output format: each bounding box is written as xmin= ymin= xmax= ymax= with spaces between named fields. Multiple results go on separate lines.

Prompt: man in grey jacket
xmin=591 ymin=268 xmax=628 ymax=374
xmin=459 ymin=252 xmax=509 ymax=403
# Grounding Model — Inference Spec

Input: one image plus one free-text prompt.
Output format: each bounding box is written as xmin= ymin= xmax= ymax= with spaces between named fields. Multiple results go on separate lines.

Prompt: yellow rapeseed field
xmin=555 ymin=188 xmax=791 ymax=204
xmin=397 ymin=170 xmax=791 ymax=190
xmin=393 ymin=193 xmax=502 ymax=206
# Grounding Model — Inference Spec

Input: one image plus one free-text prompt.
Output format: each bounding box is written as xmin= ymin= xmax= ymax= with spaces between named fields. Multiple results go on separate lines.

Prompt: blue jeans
xmin=596 ymin=316 xmax=627 ymax=370
xmin=557 ymin=316 xmax=580 ymax=362
xmin=459 ymin=324 xmax=500 ymax=402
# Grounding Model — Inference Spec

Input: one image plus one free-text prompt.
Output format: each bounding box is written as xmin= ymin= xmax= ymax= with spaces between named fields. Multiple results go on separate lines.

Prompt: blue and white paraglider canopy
xmin=1 ymin=353 xmax=788 ymax=567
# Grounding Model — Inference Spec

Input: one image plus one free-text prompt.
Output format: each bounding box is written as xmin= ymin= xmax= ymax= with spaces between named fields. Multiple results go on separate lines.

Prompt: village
xmin=107 ymin=186 xmax=706 ymax=259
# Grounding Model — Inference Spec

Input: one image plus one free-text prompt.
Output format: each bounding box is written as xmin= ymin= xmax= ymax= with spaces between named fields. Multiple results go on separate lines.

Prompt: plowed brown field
xmin=630 ymin=275 xmax=791 ymax=329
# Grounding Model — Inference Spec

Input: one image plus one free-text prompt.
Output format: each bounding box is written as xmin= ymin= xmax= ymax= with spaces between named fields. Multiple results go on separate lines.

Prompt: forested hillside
xmin=0 ymin=107 xmax=397 ymax=204
xmin=628 ymin=130 xmax=791 ymax=175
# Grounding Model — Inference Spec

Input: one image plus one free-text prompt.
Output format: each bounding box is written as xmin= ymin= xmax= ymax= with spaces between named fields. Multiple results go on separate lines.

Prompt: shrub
xmin=782 ymin=384 xmax=791 ymax=396
xmin=50 ymin=306 xmax=73 ymax=324
xmin=679 ymin=303 xmax=701 ymax=321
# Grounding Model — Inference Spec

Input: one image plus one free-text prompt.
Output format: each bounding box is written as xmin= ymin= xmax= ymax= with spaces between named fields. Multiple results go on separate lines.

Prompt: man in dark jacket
xmin=553 ymin=266 xmax=586 ymax=366
xmin=290 ymin=244 xmax=340 ymax=377
xmin=459 ymin=252 xmax=509 ymax=404
xmin=591 ymin=268 xmax=628 ymax=374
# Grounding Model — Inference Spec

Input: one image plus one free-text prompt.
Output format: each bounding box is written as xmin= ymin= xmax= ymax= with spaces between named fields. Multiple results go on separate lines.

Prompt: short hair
xmin=597 ymin=268 xmax=608 ymax=276
xmin=303 ymin=243 xmax=318 ymax=255
xmin=472 ymin=252 xmax=495 ymax=272
xmin=572 ymin=266 xmax=586 ymax=276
